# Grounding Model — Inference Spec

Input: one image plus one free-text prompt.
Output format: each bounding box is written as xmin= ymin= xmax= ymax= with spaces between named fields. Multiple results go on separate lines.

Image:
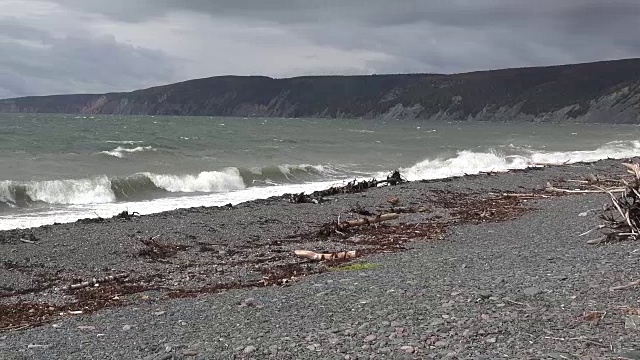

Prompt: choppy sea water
xmin=2 ymin=113 xmax=640 ymax=230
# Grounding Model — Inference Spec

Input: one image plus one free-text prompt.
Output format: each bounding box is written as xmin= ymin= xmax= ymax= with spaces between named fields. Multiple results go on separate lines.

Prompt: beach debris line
xmin=137 ymin=236 xmax=191 ymax=260
xmin=287 ymin=170 xmax=406 ymax=204
xmin=319 ymin=213 xmax=399 ymax=236
xmin=64 ymin=273 xmax=129 ymax=291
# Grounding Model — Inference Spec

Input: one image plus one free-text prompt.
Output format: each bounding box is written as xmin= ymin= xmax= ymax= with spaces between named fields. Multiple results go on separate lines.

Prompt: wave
xmin=0 ymin=164 xmax=336 ymax=209
xmin=399 ymin=140 xmax=640 ymax=181
xmin=100 ymin=146 xmax=155 ymax=158
xmin=237 ymin=164 xmax=338 ymax=185
xmin=105 ymin=140 xmax=144 ymax=144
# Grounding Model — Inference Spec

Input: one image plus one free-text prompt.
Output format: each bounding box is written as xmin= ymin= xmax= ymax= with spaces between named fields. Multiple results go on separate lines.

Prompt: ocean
xmin=1 ymin=113 xmax=640 ymax=230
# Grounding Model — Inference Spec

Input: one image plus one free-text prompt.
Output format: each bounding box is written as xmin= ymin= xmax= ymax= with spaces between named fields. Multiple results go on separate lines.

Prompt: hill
xmin=1 ymin=58 xmax=640 ymax=123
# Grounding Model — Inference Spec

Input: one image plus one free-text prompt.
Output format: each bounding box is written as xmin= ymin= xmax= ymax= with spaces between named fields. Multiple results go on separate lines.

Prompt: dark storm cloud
xmin=44 ymin=0 xmax=640 ymax=60
xmin=44 ymin=0 xmax=640 ymax=28
xmin=4 ymin=0 xmax=640 ymax=98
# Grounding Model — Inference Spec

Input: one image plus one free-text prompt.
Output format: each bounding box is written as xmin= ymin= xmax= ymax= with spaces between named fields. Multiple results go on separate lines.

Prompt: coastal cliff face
xmin=1 ymin=58 xmax=640 ymax=123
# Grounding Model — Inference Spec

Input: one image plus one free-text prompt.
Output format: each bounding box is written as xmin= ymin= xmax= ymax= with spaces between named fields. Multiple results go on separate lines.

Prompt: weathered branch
xmin=545 ymin=183 xmax=625 ymax=194
xmin=611 ymin=280 xmax=640 ymax=291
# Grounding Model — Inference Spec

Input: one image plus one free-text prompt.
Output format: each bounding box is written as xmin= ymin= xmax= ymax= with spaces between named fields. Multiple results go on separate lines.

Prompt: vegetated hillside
xmin=1 ymin=58 xmax=640 ymax=123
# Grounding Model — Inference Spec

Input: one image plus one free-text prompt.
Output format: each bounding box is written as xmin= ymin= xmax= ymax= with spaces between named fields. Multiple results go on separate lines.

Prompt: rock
xmin=400 ymin=345 xmax=415 ymax=353
xmin=243 ymin=346 xmax=257 ymax=354
xmin=122 ymin=325 xmax=133 ymax=331
xmin=478 ymin=291 xmax=492 ymax=299
xmin=240 ymin=297 xmax=262 ymax=308
xmin=619 ymin=350 xmax=640 ymax=360
xmin=364 ymin=334 xmax=377 ymax=343
xmin=434 ymin=340 xmax=448 ymax=347
xmin=153 ymin=311 xmax=166 ymax=316
xmin=523 ymin=287 xmax=542 ymax=296
xmin=77 ymin=326 xmax=96 ymax=331
xmin=625 ymin=316 xmax=640 ymax=330
xmin=486 ymin=337 xmax=497 ymax=343
xmin=182 ymin=350 xmax=198 ymax=357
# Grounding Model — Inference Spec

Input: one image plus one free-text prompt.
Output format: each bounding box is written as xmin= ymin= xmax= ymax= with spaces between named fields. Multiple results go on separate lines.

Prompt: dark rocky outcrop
xmin=2 ymin=58 xmax=640 ymax=123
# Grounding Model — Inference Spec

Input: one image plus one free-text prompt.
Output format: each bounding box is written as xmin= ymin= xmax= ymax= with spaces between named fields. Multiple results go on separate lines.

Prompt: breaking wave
xmin=400 ymin=140 xmax=640 ymax=181
xmin=0 ymin=164 xmax=338 ymax=209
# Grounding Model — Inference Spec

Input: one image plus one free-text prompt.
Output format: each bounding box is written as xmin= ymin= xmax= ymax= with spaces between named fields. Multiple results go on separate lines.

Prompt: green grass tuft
xmin=329 ymin=263 xmax=381 ymax=271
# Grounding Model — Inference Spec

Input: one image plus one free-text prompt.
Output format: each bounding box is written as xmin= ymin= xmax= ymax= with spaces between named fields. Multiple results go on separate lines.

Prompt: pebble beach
xmin=1 ymin=159 xmax=640 ymax=360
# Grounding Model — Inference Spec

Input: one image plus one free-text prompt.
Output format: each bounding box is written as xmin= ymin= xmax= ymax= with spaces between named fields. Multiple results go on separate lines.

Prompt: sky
xmin=1 ymin=0 xmax=639 ymax=99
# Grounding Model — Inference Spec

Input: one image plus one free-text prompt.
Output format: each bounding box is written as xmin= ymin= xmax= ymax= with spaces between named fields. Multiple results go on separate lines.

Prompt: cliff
xmin=2 ymin=58 xmax=640 ymax=123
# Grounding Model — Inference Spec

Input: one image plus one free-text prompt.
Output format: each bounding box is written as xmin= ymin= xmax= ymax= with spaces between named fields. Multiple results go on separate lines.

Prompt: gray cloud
xmin=4 ymin=0 xmax=640 ymax=98
xmin=0 ymin=16 xmax=180 ymax=98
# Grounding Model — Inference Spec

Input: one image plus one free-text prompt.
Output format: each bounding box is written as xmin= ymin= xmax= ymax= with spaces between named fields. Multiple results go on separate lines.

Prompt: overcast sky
xmin=1 ymin=0 xmax=639 ymax=98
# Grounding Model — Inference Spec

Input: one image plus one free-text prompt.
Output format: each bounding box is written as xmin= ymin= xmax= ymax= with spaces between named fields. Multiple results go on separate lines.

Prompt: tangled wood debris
xmin=287 ymin=170 xmax=406 ymax=204
xmin=586 ymin=163 xmax=640 ymax=244
xmin=318 ymin=213 xmax=399 ymax=236
xmin=137 ymin=237 xmax=191 ymax=260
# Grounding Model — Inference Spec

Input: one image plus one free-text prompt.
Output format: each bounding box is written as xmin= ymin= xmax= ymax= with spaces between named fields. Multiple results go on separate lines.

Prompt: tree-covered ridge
xmin=1 ymin=58 xmax=640 ymax=123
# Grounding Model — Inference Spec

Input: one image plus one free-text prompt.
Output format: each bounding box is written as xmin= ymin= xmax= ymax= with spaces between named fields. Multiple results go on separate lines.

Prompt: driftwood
xmin=595 ymin=163 xmax=640 ymax=243
xmin=114 ymin=210 xmax=140 ymax=220
xmin=64 ymin=273 xmax=129 ymax=291
xmin=320 ymin=213 xmax=400 ymax=236
xmin=545 ymin=183 xmax=625 ymax=194
xmin=288 ymin=171 xmax=406 ymax=204
xmin=611 ymin=280 xmax=640 ymax=291
xmin=590 ymin=163 xmax=640 ymax=290
xmin=294 ymin=250 xmax=357 ymax=261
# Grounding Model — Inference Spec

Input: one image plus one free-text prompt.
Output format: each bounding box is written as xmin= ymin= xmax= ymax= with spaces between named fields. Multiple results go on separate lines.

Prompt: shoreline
xmin=1 ymin=158 xmax=640 ymax=359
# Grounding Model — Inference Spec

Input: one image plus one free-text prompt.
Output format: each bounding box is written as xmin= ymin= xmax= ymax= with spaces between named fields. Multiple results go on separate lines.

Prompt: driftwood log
xmin=544 ymin=183 xmax=625 ymax=194
xmin=294 ymin=250 xmax=357 ymax=261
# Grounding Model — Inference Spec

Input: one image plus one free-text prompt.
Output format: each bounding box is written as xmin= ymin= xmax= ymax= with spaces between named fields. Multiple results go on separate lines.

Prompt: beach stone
xmin=240 ymin=298 xmax=262 ymax=308
xmin=364 ymin=334 xmax=377 ymax=343
xmin=523 ymin=287 xmax=542 ymax=296
xmin=619 ymin=350 xmax=640 ymax=360
xmin=243 ymin=346 xmax=256 ymax=354
xmin=478 ymin=291 xmax=492 ymax=299
xmin=625 ymin=316 xmax=640 ymax=330
xmin=122 ymin=325 xmax=133 ymax=331
xmin=400 ymin=345 xmax=415 ymax=353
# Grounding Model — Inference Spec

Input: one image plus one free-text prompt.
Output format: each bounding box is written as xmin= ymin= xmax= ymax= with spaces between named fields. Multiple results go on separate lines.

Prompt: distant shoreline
xmin=1 ymin=58 xmax=640 ymax=124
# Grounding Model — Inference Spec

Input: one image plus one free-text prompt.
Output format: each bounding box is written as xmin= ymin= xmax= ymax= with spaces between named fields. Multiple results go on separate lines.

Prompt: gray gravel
xmin=2 ymin=159 xmax=640 ymax=359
